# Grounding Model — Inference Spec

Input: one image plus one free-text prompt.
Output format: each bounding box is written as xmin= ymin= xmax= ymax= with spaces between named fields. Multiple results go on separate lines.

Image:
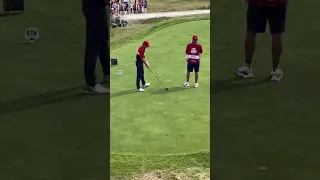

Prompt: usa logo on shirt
xmin=191 ymin=48 xmax=197 ymax=54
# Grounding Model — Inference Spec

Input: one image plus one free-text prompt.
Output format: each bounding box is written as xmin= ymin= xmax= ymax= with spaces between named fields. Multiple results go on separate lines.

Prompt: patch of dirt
xmin=130 ymin=167 xmax=210 ymax=180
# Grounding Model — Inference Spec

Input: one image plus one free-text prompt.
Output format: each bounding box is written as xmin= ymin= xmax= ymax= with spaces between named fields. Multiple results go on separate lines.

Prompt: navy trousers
xmin=136 ymin=61 xmax=145 ymax=89
xmin=83 ymin=2 xmax=109 ymax=87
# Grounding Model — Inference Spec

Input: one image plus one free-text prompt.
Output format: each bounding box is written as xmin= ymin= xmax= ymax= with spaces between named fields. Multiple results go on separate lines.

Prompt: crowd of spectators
xmin=110 ymin=0 xmax=148 ymax=17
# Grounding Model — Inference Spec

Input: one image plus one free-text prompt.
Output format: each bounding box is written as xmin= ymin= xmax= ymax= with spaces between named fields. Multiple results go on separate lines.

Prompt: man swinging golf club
xmin=184 ymin=35 xmax=203 ymax=88
xmin=136 ymin=40 xmax=151 ymax=92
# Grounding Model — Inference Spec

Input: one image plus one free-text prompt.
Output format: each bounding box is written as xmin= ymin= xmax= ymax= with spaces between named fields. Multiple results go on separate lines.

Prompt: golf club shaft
xmin=148 ymin=68 xmax=167 ymax=89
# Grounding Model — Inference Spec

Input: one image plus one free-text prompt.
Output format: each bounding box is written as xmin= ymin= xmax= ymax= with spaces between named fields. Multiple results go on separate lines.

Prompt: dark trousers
xmin=136 ymin=61 xmax=145 ymax=89
xmin=83 ymin=11 xmax=110 ymax=87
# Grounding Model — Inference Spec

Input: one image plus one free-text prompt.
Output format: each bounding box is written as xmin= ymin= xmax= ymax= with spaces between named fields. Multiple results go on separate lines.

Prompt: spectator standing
xmin=129 ymin=1 xmax=133 ymax=13
xmin=143 ymin=0 xmax=147 ymax=13
xmin=82 ymin=0 xmax=110 ymax=94
xmin=123 ymin=0 xmax=129 ymax=13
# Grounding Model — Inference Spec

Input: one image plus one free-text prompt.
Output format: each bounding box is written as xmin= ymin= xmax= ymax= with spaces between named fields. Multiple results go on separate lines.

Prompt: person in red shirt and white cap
xmin=184 ymin=35 xmax=203 ymax=88
xmin=136 ymin=40 xmax=151 ymax=92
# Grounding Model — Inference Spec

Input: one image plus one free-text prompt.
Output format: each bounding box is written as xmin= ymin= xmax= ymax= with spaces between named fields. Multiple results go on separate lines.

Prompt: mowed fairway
xmin=211 ymin=1 xmax=320 ymax=179
xmin=110 ymin=20 xmax=210 ymax=154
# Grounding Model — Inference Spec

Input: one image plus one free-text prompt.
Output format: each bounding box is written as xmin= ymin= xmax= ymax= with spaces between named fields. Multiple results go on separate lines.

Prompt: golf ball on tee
xmin=117 ymin=70 xmax=123 ymax=75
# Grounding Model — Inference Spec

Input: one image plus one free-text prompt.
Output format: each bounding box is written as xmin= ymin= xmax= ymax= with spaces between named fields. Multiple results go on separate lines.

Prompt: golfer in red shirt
xmin=136 ymin=41 xmax=150 ymax=92
xmin=184 ymin=35 xmax=203 ymax=88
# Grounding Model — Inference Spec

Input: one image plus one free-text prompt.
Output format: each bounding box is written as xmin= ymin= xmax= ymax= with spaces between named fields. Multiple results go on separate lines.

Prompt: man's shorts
xmin=187 ymin=63 xmax=200 ymax=72
xmin=247 ymin=5 xmax=287 ymax=34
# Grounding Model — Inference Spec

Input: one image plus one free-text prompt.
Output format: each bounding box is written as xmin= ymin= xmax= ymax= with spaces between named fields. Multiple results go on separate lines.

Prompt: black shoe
xmin=84 ymin=83 xmax=110 ymax=95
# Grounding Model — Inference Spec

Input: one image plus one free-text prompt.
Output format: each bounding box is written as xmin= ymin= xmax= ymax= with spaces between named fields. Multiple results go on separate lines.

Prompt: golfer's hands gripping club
xmin=144 ymin=59 xmax=150 ymax=69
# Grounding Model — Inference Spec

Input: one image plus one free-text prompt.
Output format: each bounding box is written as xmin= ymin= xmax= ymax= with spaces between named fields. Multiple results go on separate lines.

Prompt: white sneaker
xmin=236 ymin=65 xmax=254 ymax=79
xmin=143 ymin=83 xmax=150 ymax=88
xmin=195 ymin=83 xmax=199 ymax=88
xmin=184 ymin=82 xmax=189 ymax=87
xmin=270 ymin=68 xmax=284 ymax=81
xmin=137 ymin=88 xmax=145 ymax=92
xmin=85 ymin=83 xmax=110 ymax=94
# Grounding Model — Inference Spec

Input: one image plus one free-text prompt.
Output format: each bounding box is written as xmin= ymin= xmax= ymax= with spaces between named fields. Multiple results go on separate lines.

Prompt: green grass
xmin=110 ymin=152 xmax=210 ymax=179
xmin=0 ymin=1 xmax=109 ymax=180
xmin=110 ymin=16 xmax=210 ymax=178
xmin=211 ymin=1 xmax=320 ymax=179
xmin=146 ymin=0 xmax=210 ymax=13
xmin=111 ymin=15 xmax=209 ymax=49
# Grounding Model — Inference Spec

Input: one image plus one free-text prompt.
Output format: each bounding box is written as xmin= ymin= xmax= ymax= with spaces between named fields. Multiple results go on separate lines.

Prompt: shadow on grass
xmin=111 ymin=89 xmax=137 ymax=98
xmin=211 ymin=76 xmax=271 ymax=94
xmin=151 ymin=86 xmax=190 ymax=94
xmin=111 ymin=86 xmax=190 ymax=97
xmin=0 ymin=12 xmax=22 ymax=17
xmin=110 ymin=76 xmax=269 ymax=97
xmin=16 ymin=41 xmax=33 ymax=45
xmin=0 ymin=86 xmax=86 ymax=116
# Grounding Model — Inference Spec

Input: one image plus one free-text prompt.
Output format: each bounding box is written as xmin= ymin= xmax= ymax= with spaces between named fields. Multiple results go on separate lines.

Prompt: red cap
xmin=143 ymin=41 xmax=150 ymax=47
xmin=192 ymin=35 xmax=198 ymax=41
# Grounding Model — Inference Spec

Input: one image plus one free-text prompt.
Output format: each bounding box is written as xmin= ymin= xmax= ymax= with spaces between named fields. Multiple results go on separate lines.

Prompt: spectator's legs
xmin=98 ymin=30 xmax=110 ymax=77
xmin=84 ymin=16 xmax=99 ymax=87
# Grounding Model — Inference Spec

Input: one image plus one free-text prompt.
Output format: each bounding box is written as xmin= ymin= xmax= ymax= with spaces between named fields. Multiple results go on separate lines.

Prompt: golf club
xmin=148 ymin=67 xmax=168 ymax=91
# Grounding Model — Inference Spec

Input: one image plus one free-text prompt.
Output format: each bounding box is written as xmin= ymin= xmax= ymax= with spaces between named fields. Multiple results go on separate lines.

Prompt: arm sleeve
xmin=199 ymin=45 xmax=203 ymax=54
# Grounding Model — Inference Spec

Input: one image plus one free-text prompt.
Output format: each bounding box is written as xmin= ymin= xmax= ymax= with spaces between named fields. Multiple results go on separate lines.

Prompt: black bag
xmin=110 ymin=59 xmax=118 ymax=66
xmin=3 ymin=0 xmax=24 ymax=13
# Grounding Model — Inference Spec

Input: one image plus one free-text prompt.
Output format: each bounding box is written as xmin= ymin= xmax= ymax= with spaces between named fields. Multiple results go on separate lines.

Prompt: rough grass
xmin=147 ymin=0 xmax=210 ymax=12
xmin=110 ymin=152 xmax=210 ymax=180
xmin=111 ymin=15 xmax=209 ymax=50
xmin=130 ymin=168 xmax=210 ymax=180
